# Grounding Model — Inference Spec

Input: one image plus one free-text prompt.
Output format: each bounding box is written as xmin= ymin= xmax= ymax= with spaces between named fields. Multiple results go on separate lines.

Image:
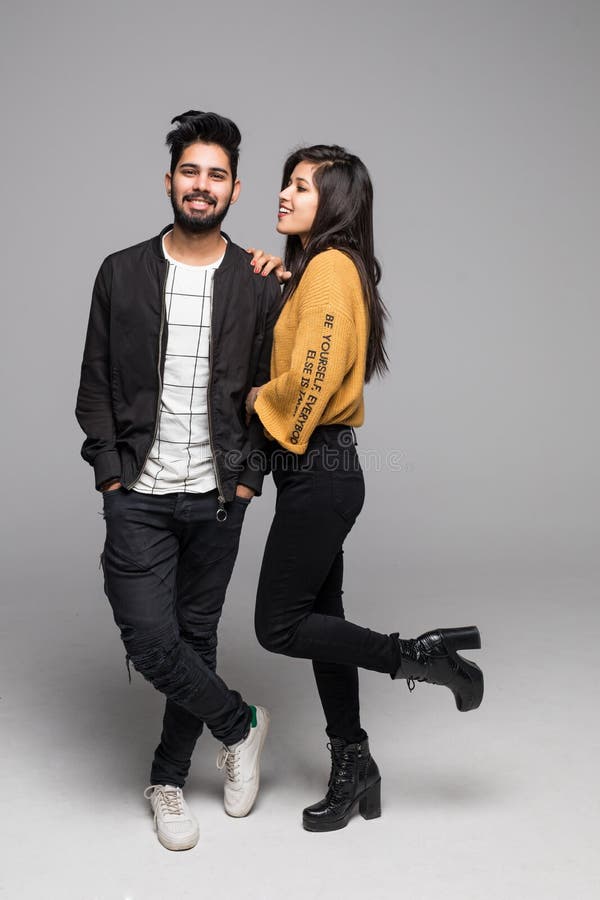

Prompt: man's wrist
xmin=99 ymin=478 xmax=121 ymax=492
xmin=235 ymin=483 xmax=256 ymax=500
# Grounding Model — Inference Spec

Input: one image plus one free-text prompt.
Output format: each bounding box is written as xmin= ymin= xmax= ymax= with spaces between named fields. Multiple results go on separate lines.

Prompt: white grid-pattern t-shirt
xmin=133 ymin=236 xmax=225 ymax=495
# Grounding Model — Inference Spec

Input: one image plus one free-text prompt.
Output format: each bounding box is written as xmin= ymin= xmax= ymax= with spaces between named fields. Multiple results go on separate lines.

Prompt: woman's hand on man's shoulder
xmin=246 ymin=248 xmax=291 ymax=284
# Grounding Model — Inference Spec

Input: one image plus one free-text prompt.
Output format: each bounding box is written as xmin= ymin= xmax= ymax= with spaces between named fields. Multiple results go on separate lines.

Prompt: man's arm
xmin=237 ymin=274 xmax=281 ymax=496
xmin=75 ymin=261 xmax=122 ymax=490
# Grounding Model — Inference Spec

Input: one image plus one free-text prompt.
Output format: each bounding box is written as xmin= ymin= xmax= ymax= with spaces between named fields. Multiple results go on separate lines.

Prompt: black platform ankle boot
xmin=392 ymin=626 xmax=484 ymax=712
xmin=302 ymin=737 xmax=381 ymax=832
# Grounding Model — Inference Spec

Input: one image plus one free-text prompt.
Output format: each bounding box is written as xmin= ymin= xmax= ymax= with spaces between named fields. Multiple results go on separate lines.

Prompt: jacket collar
xmin=149 ymin=225 xmax=237 ymax=270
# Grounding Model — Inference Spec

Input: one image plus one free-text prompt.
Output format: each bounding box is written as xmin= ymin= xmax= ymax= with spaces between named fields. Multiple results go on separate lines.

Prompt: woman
xmin=245 ymin=145 xmax=483 ymax=832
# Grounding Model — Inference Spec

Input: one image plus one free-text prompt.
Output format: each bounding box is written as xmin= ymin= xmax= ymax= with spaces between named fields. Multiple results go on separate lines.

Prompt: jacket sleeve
xmin=237 ymin=274 xmax=281 ymax=495
xmin=75 ymin=260 xmax=122 ymax=490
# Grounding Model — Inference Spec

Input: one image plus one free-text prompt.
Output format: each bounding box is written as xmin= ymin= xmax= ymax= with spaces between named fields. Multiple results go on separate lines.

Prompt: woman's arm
xmin=252 ymin=252 xmax=360 ymax=453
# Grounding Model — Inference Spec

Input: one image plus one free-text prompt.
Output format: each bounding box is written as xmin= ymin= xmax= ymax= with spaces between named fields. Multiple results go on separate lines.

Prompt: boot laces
xmin=402 ymin=633 xmax=456 ymax=691
xmin=400 ymin=638 xmax=426 ymax=690
xmin=143 ymin=785 xmax=185 ymax=819
xmin=325 ymin=743 xmax=357 ymax=808
xmin=216 ymin=745 xmax=241 ymax=783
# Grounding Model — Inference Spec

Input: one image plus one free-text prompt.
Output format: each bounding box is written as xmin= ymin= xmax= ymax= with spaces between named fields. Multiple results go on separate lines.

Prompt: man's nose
xmin=192 ymin=171 xmax=209 ymax=192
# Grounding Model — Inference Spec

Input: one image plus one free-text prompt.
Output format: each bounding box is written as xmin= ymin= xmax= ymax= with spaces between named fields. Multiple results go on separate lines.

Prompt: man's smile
xmin=184 ymin=193 xmax=216 ymax=210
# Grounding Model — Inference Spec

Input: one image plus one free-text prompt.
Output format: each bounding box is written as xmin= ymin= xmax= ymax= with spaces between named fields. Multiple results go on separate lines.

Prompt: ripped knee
xmin=181 ymin=629 xmax=218 ymax=671
xmin=122 ymin=623 xmax=202 ymax=704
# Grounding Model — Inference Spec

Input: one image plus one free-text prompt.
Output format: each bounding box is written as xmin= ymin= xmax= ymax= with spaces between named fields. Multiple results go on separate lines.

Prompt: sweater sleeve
xmin=254 ymin=254 xmax=358 ymax=453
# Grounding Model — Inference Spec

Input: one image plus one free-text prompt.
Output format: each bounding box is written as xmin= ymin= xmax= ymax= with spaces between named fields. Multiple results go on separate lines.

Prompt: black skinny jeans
xmin=101 ymin=488 xmax=252 ymax=787
xmin=255 ymin=426 xmax=402 ymax=743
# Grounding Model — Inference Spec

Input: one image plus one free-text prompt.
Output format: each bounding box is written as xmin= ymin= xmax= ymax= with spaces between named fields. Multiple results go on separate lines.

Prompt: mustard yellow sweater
xmin=255 ymin=249 xmax=369 ymax=454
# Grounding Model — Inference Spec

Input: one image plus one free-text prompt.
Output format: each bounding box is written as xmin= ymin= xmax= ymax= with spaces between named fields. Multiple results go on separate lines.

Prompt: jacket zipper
xmin=125 ymin=264 xmax=168 ymax=490
xmin=207 ymin=270 xmax=227 ymax=521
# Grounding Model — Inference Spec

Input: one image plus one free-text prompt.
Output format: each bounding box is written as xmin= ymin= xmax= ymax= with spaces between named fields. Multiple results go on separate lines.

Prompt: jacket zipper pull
xmin=216 ymin=495 xmax=228 ymax=522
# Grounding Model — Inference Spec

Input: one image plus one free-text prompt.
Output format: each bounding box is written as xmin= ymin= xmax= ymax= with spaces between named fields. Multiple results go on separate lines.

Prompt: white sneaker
xmin=143 ymin=784 xmax=199 ymax=851
xmin=216 ymin=705 xmax=270 ymax=818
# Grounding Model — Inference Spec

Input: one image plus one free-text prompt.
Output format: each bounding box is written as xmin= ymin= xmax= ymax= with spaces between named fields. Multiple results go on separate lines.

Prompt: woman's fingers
xmin=246 ymin=247 xmax=259 ymax=266
xmin=254 ymin=251 xmax=278 ymax=273
xmin=246 ymin=247 xmax=269 ymax=271
xmin=260 ymin=256 xmax=284 ymax=276
xmin=246 ymin=247 xmax=290 ymax=282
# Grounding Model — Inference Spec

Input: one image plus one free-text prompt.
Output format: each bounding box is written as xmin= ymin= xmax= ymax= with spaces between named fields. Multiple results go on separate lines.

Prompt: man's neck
xmin=164 ymin=225 xmax=226 ymax=266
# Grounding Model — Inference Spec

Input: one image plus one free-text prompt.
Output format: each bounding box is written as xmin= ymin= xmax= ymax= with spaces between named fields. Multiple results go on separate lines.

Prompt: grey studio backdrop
xmin=1 ymin=1 xmax=598 ymax=898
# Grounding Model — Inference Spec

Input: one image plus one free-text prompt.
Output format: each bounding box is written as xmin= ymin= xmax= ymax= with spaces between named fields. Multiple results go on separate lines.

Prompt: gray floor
xmin=2 ymin=512 xmax=598 ymax=900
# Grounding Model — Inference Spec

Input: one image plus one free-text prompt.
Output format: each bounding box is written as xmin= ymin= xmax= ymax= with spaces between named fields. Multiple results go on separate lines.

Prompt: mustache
xmin=183 ymin=192 xmax=216 ymax=205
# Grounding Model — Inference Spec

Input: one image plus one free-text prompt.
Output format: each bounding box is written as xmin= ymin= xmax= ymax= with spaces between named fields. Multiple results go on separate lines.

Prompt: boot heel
xmin=452 ymin=661 xmax=484 ymax=711
xmin=441 ymin=626 xmax=481 ymax=652
xmin=441 ymin=628 xmax=483 ymax=711
xmin=359 ymin=779 xmax=381 ymax=820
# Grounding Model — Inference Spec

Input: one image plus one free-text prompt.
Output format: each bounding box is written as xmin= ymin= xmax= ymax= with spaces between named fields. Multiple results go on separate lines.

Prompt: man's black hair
xmin=166 ymin=110 xmax=241 ymax=179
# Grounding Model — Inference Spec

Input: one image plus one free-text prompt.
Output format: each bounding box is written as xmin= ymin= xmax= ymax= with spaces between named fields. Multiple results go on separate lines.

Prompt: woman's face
xmin=277 ymin=161 xmax=320 ymax=246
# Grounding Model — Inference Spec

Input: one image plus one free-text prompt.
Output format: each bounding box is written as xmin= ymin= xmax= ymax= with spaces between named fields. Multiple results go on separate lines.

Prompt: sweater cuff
xmin=254 ymin=392 xmax=308 ymax=454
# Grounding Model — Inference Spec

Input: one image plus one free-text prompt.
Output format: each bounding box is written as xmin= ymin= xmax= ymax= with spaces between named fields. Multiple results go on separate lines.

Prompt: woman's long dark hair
xmin=281 ymin=145 xmax=388 ymax=380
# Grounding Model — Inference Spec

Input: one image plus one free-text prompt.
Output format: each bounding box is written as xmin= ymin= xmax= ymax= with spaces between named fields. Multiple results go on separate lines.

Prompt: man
xmin=76 ymin=110 xmax=280 ymax=850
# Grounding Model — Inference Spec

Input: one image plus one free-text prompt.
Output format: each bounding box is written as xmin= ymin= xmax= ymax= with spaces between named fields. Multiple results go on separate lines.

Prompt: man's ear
xmin=230 ymin=178 xmax=241 ymax=206
xmin=165 ymin=172 xmax=172 ymax=196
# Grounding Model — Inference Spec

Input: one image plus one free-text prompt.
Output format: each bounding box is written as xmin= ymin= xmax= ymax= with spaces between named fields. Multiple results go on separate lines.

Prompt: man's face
xmin=165 ymin=141 xmax=240 ymax=233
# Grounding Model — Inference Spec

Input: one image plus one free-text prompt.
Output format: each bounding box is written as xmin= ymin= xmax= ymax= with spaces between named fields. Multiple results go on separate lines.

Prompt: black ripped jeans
xmin=255 ymin=427 xmax=402 ymax=744
xmin=101 ymin=488 xmax=252 ymax=788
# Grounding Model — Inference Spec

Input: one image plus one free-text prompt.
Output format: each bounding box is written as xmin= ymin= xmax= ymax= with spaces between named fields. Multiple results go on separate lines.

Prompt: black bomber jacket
xmin=75 ymin=226 xmax=281 ymax=502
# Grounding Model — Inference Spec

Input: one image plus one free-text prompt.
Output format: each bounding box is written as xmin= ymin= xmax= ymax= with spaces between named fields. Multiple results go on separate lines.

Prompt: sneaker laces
xmin=143 ymin=785 xmax=185 ymax=819
xmin=216 ymin=745 xmax=241 ymax=783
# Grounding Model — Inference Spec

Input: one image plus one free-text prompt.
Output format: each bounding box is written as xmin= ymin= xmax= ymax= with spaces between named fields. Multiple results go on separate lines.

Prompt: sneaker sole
xmin=156 ymin=827 xmax=199 ymax=851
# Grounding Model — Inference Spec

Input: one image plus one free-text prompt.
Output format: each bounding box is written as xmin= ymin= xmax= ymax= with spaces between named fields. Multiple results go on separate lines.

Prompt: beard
xmin=170 ymin=190 xmax=233 ymax=234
